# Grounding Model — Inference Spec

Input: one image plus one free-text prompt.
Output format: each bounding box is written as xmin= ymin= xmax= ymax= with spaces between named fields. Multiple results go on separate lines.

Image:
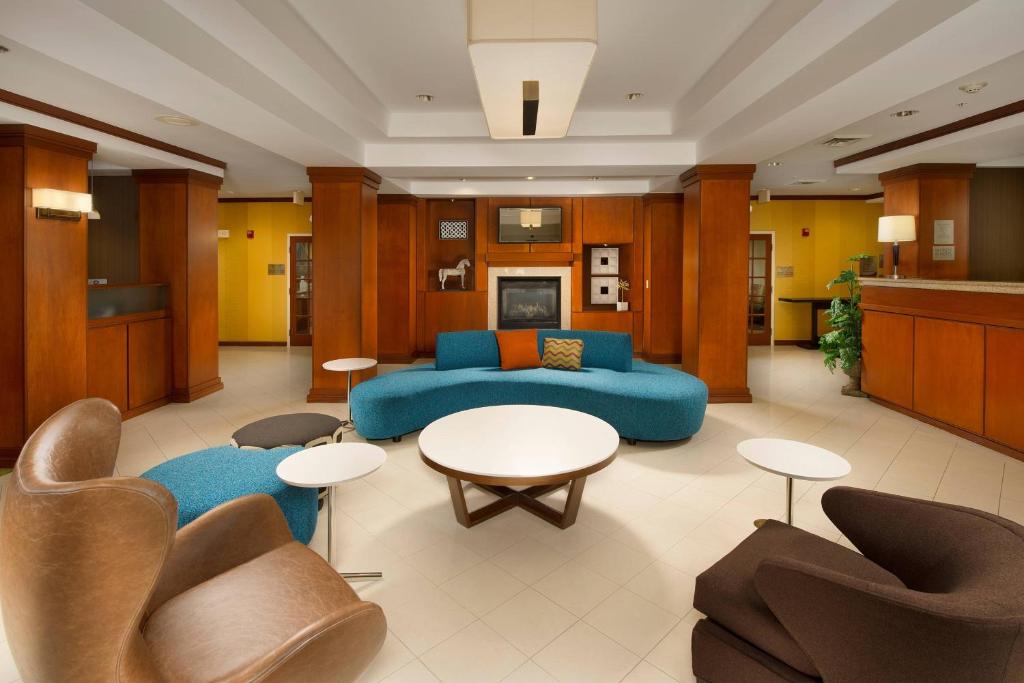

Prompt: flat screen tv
xmin=498 ymin=207 xmax=562 ymax=243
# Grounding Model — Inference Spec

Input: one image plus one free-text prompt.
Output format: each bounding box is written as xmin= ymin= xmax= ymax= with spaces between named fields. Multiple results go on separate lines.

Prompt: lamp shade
xmin=878 ymin=215 xmax=916 ymax=242
xmin=31 ymin=188 xmax=93 ymax=213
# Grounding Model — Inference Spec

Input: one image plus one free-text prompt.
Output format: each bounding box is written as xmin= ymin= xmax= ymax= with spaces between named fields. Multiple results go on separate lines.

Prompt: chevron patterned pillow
xmin=542 ymin=337 xmax=584 ymax=371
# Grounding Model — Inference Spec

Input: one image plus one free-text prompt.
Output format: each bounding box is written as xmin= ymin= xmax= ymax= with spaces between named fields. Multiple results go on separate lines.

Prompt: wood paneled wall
xmin=860 ymin=284 xmax=1024 ymax=459
xmin=307 ymin=167 xmax=380 ymax=401
xmin=87 ymin=175 xmax=139 ymax=284
xmin=0 ymin=125 xmax=96 ymax=465
xmin=880 ymin=164 xmax=974 ymax=280
xmin=681 ymin=165 xmax=756 ymax=402
xmin=643 ymin=194 xmax=684 ymax=362
xmin=378 ymin=195 xmax=418 ymax=362
xmin=135 ymin=169 xmax=223 ymax=402
xmin=969 ymin=168 xmax=1024 ymax=282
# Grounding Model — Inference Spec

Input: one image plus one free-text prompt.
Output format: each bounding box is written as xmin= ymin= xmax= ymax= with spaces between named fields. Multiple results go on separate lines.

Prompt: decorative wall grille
xmin=439 ymin=219 xmax=470 ymax=240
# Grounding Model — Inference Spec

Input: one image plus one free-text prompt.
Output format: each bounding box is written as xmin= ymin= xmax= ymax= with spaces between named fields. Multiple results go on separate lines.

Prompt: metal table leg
xmin=326 ymin=485 xmax=382 ymax=581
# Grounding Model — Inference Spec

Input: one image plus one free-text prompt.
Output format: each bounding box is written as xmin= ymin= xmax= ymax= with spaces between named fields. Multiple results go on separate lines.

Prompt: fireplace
xmin=497 ymin=277 xmax=561 ymax=329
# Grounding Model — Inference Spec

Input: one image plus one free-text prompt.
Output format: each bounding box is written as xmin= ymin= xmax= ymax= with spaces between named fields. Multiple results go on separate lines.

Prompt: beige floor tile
xmin=421 ymin=622 xmax=526 ymax=683
xmin=385 ymin=589 xmax=476 ymax=655
xmin=407 ymin=540 xmax=485 ymax=584
xmin=575 ymin=538 xmax=654 ymax=584
xmin=482 ymin=588 xmax=577 ymax=656
xmin=626 ymin=561 xmax=697 ymax=618
xmin=647 ymin=612 xmax=700 ymax=682
xmin=535 ymin=621 xmax=640 ymax=683
xmin=622 ymin=660 xmax=679 ymax=683
xmin=501 ymin=660 xmax=558 ymax=683
xmin=533 ymin=560 xmax=618 ymax=617
xmin=491 ymin=537 xmax=570 ymax=584
xmin=381 ymin=660 xmax=440 ymax=683
xmin=583 ymin=588 xmax=680 ymax=656
xmin=440 ymin=561 xmax=527 ymax=617
xmin=357 ymin=631 xmax=415 ymax=683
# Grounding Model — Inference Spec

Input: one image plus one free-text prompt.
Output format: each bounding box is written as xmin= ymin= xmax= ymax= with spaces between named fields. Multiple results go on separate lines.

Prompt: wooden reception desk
xmin=859 ymin=278 xmax=1024 ymax=459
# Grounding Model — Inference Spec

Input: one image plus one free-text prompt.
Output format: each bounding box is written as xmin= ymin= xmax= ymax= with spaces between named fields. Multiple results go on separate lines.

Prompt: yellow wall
xmin=750 ymin=199 xmax=883 ymax=341
xmin=217 ymin=202 xmax=312 ymax=342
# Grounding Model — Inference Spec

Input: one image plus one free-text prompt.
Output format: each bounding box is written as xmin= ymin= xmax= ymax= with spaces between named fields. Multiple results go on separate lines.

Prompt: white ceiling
xmin=0 ymin=0 xmax=1022 ymax=197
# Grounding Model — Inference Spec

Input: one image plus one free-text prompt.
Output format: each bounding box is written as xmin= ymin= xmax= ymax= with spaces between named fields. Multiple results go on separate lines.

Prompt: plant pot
xmin=616 ymin=302 xmax=629 ymax=312
xmin=841 ymin=360 xmax=867 ymax=398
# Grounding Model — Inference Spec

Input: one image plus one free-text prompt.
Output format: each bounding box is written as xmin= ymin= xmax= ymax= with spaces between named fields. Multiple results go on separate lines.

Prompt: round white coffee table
xmin=419 ymin=405 xmax=619 ymax=529
xmin=737 ymin=438 xmax=851 ymax=526
xmin=323 ymin=358 xmax=378 ymax=428
xmin=277 ymin=442 xmax=386 ymax=579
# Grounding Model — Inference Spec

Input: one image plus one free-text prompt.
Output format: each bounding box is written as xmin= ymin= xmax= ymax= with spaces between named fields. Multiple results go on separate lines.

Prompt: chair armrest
xmin=257 ymin=601 xmax=387 ymax=683
xmin=147 ymin=493 xmax=293 ymax=615
xmin=821 ymin=486 xmax=1019 ymax=586
xmin=755 ymin=556 xmax=1019 ymax=683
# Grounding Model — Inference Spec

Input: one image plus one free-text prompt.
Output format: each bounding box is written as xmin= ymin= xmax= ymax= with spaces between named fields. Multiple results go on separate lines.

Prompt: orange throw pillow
xmin=495 ymin=329 xmax=542 ymax=370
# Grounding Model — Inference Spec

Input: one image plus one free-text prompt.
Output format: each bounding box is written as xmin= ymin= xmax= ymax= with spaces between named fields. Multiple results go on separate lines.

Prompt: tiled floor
xmin=2 ymin=345 xmax=1023 ymax=683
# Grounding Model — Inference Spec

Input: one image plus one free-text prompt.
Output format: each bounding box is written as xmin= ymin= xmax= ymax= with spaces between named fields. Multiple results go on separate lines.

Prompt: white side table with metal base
xmin=737 ymin=438 xmax=851 ymax=527
xmin=322 ymin=357 xmax=378 ymax=430
xmin=276 ymin=442 xmax=387 ymax=580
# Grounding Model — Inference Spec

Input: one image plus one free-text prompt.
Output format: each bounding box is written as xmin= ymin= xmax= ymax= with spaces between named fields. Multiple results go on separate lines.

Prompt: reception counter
xmin=859 ymin=278 xmax=1024 ymax=458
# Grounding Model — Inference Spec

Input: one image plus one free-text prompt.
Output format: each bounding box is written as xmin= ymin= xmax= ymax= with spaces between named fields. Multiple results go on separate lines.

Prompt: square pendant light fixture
xmin=468 ymin=0 xmax=597 ymax=139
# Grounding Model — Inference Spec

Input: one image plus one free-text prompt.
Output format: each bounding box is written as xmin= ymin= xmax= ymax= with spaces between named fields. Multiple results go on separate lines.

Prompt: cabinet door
xmin=861 ymin=310 xmax=913 ymax=409
xmin=128 ymin=317 xmax=171 ymax=410
xmin=986 ymin=326 xmax=1024 ymax=451
xmin=582 ymin=197 xmax=634 ymax=244
xmin=913 ymin=317 xmax=984 ymax=433
xmin=87 ymin=324 xmax=128 ymax=414
xmin=644 ymin=200 xmax=683 ymax=359
xmin=570 ymin=311 xmax=633 ymax=335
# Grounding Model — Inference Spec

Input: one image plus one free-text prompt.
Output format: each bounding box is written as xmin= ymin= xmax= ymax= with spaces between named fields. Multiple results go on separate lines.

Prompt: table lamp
xmin=878 ymin=215 xmax=916 ymax=279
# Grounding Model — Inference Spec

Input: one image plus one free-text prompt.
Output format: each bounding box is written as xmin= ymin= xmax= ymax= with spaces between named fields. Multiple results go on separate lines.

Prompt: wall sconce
xmin=31 ymin=188 xmax=93 ymax=221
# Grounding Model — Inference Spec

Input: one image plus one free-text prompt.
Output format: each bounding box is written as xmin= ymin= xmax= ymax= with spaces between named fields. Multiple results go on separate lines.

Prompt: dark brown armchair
xmin=692 ymin=486 xmax=1024 ymax=683
xmin=0 ymin=399 xmax=386 ymax=682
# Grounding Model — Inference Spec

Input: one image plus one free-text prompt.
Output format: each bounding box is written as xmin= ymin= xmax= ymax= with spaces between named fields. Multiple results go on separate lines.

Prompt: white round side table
xmin=277 ymin=442 xmax=386 ymax=579
xmin=737 ymin=438 xmax=851 ymax=526
xmin=323 ymin=358 xmax=378 ymax=428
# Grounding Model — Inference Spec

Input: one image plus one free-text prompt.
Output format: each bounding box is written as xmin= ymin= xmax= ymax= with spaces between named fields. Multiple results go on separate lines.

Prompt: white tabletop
xmin=323 ymin=358 xmax=378 ymax=372
xmin=276 ymin=443 xmax=386 ymax=488
xmin=737 ymin=438 xmax=851 ymax=481
xmin=418 ymin=405 xmax=619 ymax=479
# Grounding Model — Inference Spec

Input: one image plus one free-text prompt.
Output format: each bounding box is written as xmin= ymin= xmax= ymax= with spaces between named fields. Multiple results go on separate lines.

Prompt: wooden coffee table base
xmin=446 ymin=476 xmax=586 ymax=529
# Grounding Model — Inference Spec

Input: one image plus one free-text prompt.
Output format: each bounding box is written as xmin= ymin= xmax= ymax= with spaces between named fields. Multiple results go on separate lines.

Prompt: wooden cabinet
xmin=985 ymin=326 xmax=1024 ymax=451
xmin=378 ymin=197 xmax=417 ymax=361
xmin=128 ymin=317 xmax=171 ymax=410
xmin=861 ymin=310 xmax=914 ymax=409
xmin=419 ymin=291 xmax=487 ymax=353
xmin=582 ymin=197 xmax=634 ymax=244
xmin=86 ymin=313 xmax=171 ymax=418
xmin=86 ymin=324 xmax=128 ymax=414
xmin=913 ymin=317 xmax=984 ymax=433
xmin=571 ymin=311 xmax=634 ymax=334
xmin=642 ymin=196 xmax=683 ymax=361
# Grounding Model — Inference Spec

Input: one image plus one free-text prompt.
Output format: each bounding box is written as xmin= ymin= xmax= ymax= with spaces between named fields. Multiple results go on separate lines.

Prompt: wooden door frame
xmin=285 ymin=232 xmax=312 ymax=347
xmin=749 ymin=231 xmax=776 ymax=346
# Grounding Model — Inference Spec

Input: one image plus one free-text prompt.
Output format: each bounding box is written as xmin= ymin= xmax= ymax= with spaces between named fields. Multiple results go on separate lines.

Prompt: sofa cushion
xmin=542 ymin=338 xmax=584 ymax=371
xmin=694 ymin=519 xmax=904 ymax=677
xmin=496 ymin=329 xmax=542 ymax=370
xmin=537 ymin=329 xmax=632 ymax=372
xmin=435 ymin=330 xmax=500 ymax=370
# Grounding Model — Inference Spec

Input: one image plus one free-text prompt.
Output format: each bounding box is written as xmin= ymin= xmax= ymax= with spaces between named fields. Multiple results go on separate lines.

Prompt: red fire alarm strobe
xmin=246 ymin=230 xmax=255 ymax=239
xmin=801 ymin=227 xmax=810 ymax=237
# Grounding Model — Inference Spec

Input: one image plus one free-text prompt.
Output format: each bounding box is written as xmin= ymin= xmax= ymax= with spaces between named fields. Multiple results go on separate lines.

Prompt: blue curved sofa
xmin=351 ymin=330 xmax=708 ymax=442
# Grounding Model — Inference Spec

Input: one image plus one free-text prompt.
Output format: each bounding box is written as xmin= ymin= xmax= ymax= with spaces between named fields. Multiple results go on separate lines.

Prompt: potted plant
xmin=616 ymin=279 xmax=630 ymax=312
xmin=819 ymin=254 xmax=870 ymax=397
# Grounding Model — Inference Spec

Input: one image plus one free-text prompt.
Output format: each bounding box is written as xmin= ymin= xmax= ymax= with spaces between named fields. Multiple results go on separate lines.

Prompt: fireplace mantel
xmin=487 ymin=266 xmax=572 ymax=329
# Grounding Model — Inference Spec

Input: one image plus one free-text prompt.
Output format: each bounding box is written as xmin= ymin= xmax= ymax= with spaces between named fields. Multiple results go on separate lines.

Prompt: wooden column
xmin=134 ymin=169 xmax=223 ymax=402
xmin=0 ymin=125 xmax=96 ymax=465
xmin=307 ymin=167 xmax=380 ymax=402
xmin=680 ymin=165 xmax=755 ymax=403
xmin=879 ymin=163 xmax=974 ymax=279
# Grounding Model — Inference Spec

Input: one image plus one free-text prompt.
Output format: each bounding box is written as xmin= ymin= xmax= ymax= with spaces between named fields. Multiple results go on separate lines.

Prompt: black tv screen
xmin=498 ymin=207 xmax=562 ymax=243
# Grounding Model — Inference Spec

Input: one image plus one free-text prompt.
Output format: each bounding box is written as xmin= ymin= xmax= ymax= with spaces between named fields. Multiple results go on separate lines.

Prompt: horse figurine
xmin=438 ymin=258 xmax=471 ymax=290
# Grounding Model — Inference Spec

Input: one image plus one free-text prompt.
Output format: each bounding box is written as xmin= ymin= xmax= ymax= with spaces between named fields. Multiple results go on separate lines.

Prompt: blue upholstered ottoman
xmin=141 ymin=445 xmax=317 ymax=544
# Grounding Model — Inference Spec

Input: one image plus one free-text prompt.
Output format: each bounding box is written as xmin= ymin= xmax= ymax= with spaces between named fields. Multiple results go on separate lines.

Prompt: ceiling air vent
xmin=789 ymin=179 xmax=825 ymax=186
xmin=820 ymin=134 xmax=870 ymax=147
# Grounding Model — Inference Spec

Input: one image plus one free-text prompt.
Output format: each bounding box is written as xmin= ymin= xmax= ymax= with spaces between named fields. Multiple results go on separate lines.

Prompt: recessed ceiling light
xmin=525 ymin=176 xmax=535 ymax=180
xmin=155 ymin=114 xmax=199 ymax=127
xmin=625 ymin=92 xmax=644 ymax=102
xmin=891 ymin=109 xmax=919 ymax=118
xmin=766 ymin=161 xmax=783 ymax=167
xmin=850 ymin=187 xmax=862 ymax=192
xmin=958 ymin=81 xmax=988 ymax=94
xmin=416 ymin=94 xmax=434 ymax=103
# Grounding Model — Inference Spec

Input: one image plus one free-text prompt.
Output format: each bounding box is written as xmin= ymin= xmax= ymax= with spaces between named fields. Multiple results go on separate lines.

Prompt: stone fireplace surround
xmin=487 ymin=266 xmax=572 ymax=329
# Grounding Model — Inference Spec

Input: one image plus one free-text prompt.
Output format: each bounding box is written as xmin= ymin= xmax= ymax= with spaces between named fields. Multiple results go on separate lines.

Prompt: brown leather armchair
xmin=692 ymin=486 xmax=1024 ymax=683
xmin=0 ymin=399 xmax=386 ymax=682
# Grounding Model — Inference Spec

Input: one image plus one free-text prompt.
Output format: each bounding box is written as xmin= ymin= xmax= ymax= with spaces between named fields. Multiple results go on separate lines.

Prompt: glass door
xmin=289 ymin=235 xmax=312 ymax=346
xmin=748 ymin=234 xmax=772 ymax=345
